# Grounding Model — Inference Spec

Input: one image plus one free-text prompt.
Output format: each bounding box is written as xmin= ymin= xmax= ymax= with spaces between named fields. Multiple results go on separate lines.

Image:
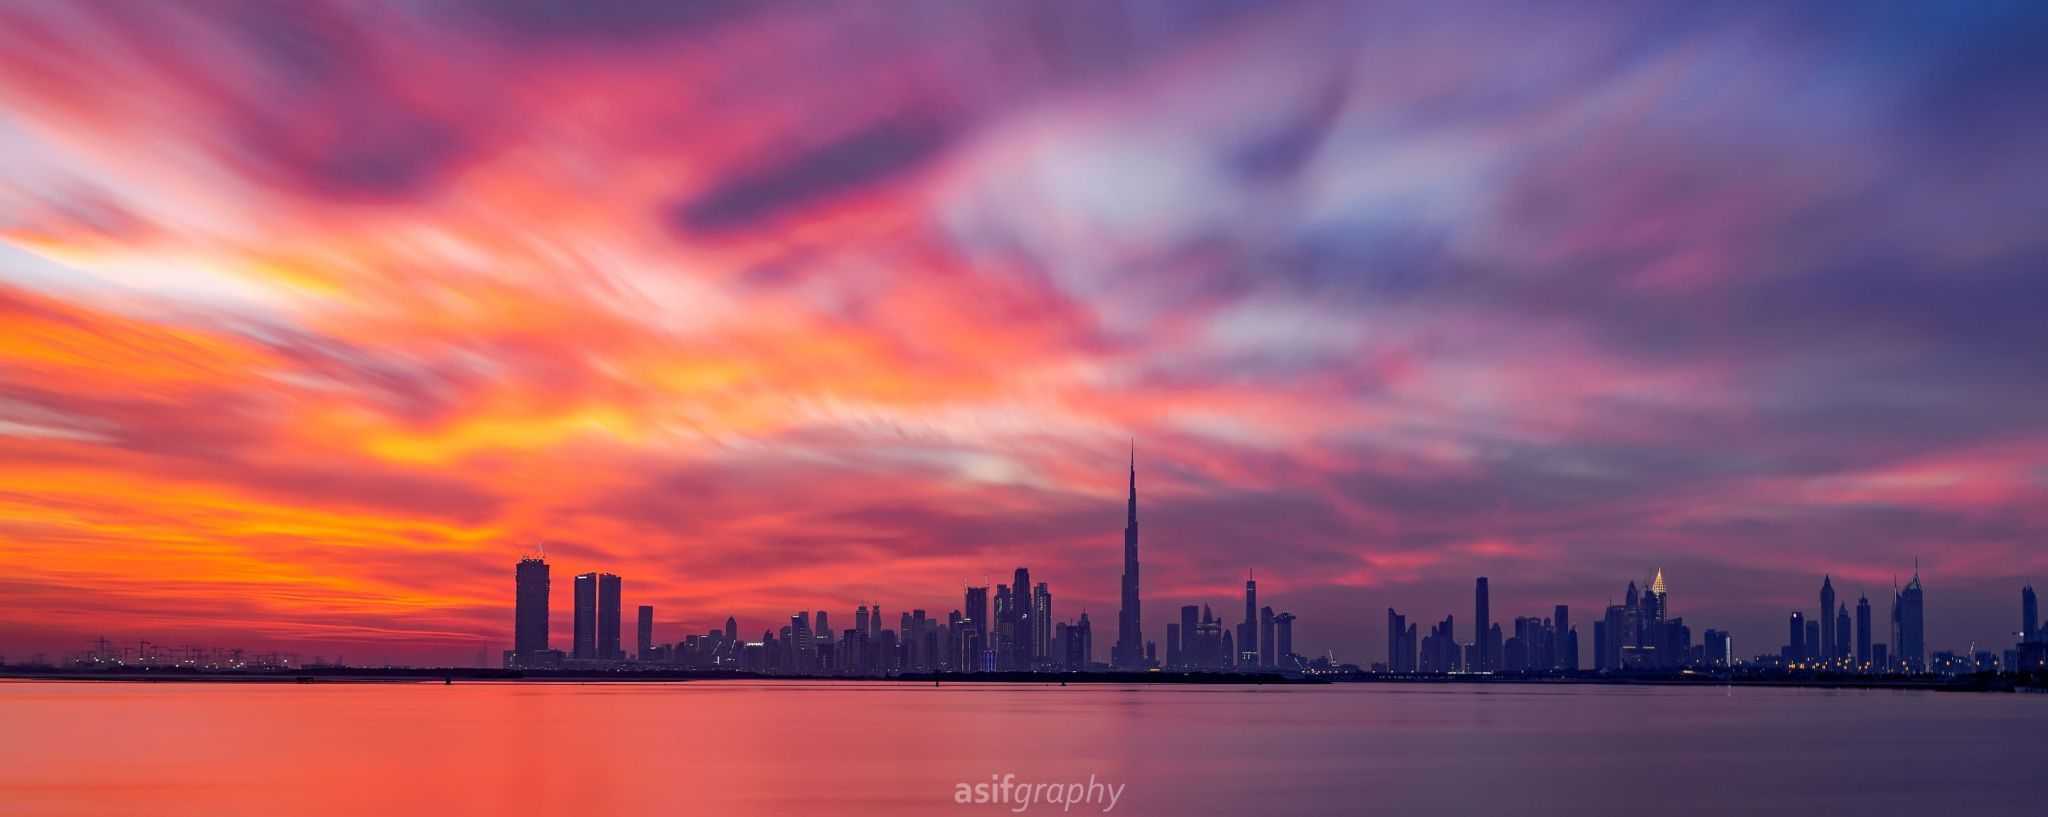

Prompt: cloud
xmin=0 ymin=1 xmax=2045 ymax=665
xmin=672 ymin=116 xmax=958 ymax=234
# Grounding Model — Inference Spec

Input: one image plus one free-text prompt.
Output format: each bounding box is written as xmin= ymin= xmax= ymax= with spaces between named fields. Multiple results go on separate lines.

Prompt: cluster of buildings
xmin=1163 ymin=575 xmax=1304 ymax=671
xmin=1777 ymin=573 xmax=1923 ymax=673
xmin=497 ymin=448 xmax=2044 ymax=679
xmin=505 ymin=450 xmax=1310 ymax=675
xmin=1383 ymin=577 xmax=1586 ymax=674
xmin=1378 ymin=566 xmax=2044 ymax=677
xmin=1779 ymin=574 xmax=2047 ymax=676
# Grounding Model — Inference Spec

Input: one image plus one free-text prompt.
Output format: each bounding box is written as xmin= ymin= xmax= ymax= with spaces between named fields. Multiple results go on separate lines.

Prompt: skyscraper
xmin=790 ymin=612 xmax=814 ymax=674
xmin=1274 ymin=612 xmax=1295 ymax=666
xmin=1649 ymin=569 xmax=1669 ymax=625
xmin=1787 ymin=611 xmax=1805 ymax=664
xmin=2024 ymin=585 xmax=2038 ymax=645
xmin=1819 ymin=575 xmax=1836 ymax=662
xmin=1898 ymin=568 xmax=1925 ymax=673
xmin=964 ymin=583 xmax=989 ymax=647
xmin=1011 ymin=567 xmax=1033 ymax=671
xmin=573 ymin=572 xmax=598 ymax=660
xmin=598 ymin=573 xmax=622 ymax=660
xmin=1834 ymin=604 xmax=1850 ymax=664
xmin=1242 ymin=572 xmax=1258 ymax=666
xmin=1259 ymin=606 xmax=1275 ymax=668
xmin=514 ymin=555 xmax=549 ymax=662
xmin=1386 ymin=609 xmax=1416 ymax=673
xmin=1179 ymin=605 xmax=1199 ymax=668
xmin=637 ymin=605 xmax=654 ymax=660
xmin=1856 ymin=595 xmax=1873 ymax=668
xmin=1474 ymin=577 xmax=1492 ymax=671
xmin=1032 ymin=582 xmax=1052 ymax=666
xmin=992 ymin=587 xmax=1011 ymax=668
xmin=1115 ymin=446 xmax=1144 ymax=670
xmin=1069 ymin=612 xmax=1093 ymax=669
xmin=1553 ymin=605 xmax=1573 ymax=670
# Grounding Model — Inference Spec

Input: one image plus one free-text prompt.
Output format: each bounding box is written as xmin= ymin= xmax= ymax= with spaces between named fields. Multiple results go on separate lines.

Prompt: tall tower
xmin=573 ymin=572 xmax=598 ymax=660
xmin=1650 ymin=569 xmax=1669 ymax=624
xmin=1898 ymin=567 xmax=1925 ymax=673
xmin=1259 ymin=606 xmax=1275 ymax=668
xmin=637 ymin=605 xmax=655 ymax=660
xmin=1819 ymin=575 xmax=1836 ymax=663
xmin=1834 ymin=604 xmax=1850 ymax=663
xmin=1116 ymin=445 xmax=1144 ymax=669
xmin=1788 ymin=611 xmax=1805 ymax=663
xmin=514 ymin=555 xmax=550 ymax=661
xmin=1856 ymin=594 xmax=1873 ymax=668
xmin=1474 ymin=577 xmax=1491 ymax=671
xmin=2024 ymin=585 xmax=2038 ymax=645
xmin=1032 ymin=582 xmax=1052 ymax=665
xmin=964 ymin=583 xmax=989 ymax=644
xmin=1242 ymin=570 xmax=1258 ymax=665
xmin=597 ymin=573 xmax=623 ymax=660
xmin=1012 ymin=567 xmax=1032 ymax=671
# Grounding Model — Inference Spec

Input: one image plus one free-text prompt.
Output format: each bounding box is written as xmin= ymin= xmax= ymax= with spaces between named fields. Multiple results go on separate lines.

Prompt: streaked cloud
xmin=1 ymin=1 xmax=2044 ymax=663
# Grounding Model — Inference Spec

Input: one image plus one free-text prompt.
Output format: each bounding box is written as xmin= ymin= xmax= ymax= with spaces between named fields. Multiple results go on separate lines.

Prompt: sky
xmin=1 ymin=1 xmax=2045 ymax=667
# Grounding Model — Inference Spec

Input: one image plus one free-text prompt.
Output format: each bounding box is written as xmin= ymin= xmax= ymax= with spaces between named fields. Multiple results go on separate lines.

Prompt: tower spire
xmin=1115 ymin=440 xmax=1144 ymax=669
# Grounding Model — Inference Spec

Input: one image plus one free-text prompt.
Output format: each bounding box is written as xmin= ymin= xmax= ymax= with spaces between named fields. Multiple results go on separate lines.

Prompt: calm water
xmin=5 ymin=680 xmax=2045 ymax=817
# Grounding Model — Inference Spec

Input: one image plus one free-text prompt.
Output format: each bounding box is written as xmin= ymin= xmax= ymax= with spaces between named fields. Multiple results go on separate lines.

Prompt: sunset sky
xmin=2 ymin=1 xmax=2044 ymax=665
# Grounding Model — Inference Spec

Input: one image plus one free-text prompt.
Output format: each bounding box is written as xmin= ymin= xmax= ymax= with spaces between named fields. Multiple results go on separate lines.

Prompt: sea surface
xmin=4 ymin=679 xmax=2045 ymax=817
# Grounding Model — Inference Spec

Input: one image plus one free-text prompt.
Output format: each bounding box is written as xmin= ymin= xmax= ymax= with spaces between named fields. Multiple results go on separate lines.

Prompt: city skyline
xmin=4 ymin=448 xmax=2043 ymax=669
xmin=470 ymin=458 xmax=2030 ymax=675
xmin=3 ymin=3 xmax=2046 ymax=668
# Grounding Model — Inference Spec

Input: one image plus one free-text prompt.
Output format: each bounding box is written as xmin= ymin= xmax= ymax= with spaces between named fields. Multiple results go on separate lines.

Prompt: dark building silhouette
xmin=1897 ymin=569 xmax=1925 ymax=672
xmin=1856 ymin=595 xmax=1873 ymax=667
xmin=1704 ymin=628 xmax=1731 ymax=667
xmin=1473 ymin=577 xmax=1492 ymax=671
xmin=989 ymin=590 xmax=1007 ymax=668
xmin=1834 ymin=604 xmax=1850 ymax=664
xmin=1553 ymin=605 xmax=1574 ymax=670
xmin=1067 ymin=612 xmax=1092 ymax=668
xmin=1115 ymin=447 xmax=1144 ymax=669
xmin=1826 ymin=577 xmax=1843 ymax=663
xmin=1241 ymin=573 xmax=1258 ymax=667
xmin=573 ymin=572 xmax=598 ymax=660
xmin=1032 ymin=582 xmax=1052 ymax=667
xmin=1649 ymin=570 xmax=1669 ymax=628
xmin=637 ymin=605 xmax=654 ymax=660
xmin=514 ymin=556 xmax=549 ymax=657
xmin=1786 ymin=611 xmax=1805 ymax=664
xmin=1178 ymin=605 xmax=1199 ymax=668
xmin=964 ymin=581 xmax=989 ymax=669
xmin=1386 ymin=608 xmax=1417 ymax=672
xmin=1259 ymin=606 xmax=1275 ymax=668
xmin=1011 ymin=567 xmax=1032 ymax=671
xmin=1819 ymin=576 xmax=1836 ymax=663
xmin=1421 ymin=615 xmax=1458 ymax=673
xmin=1274 ymin=612 xmax=1295 ymax=666
xmin=2024 ymin=585 xmax=2038 ymax=645
xmin=597 ymin=573 xmax=623 ymax=660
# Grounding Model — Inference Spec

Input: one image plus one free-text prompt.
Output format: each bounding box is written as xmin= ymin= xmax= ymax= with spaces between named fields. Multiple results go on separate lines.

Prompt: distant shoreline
xmin=3 ymin=667 xmax=2042 ymax=693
